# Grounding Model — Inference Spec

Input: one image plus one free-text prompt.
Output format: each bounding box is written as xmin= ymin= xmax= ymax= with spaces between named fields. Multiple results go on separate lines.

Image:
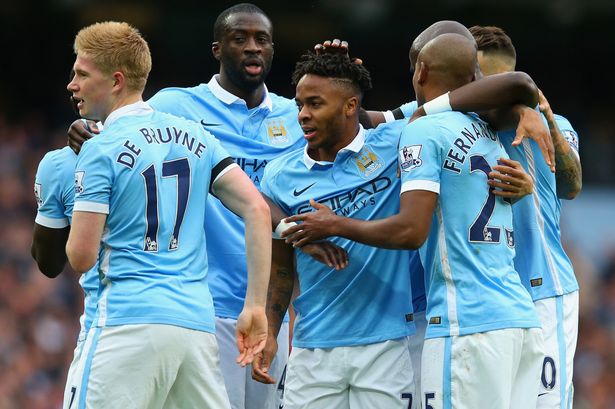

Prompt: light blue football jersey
xmin=399 ymin=101 xmax=428 ymax=314
xmin=148 ymin=76 xmax=304 ymax=320
xmin=73 ymin=102 xmax=233 ymax=333
xmin=498 ymin=113 xmax=579 ymax=300
xmin=34 ymin=146 xmax=99 ymax=341
xmin=398 ymin=111 xmax=540 ymax=339
xmin=261 ymin=123 xmax=415 ymax=348
xmin=399 ymin=101 xmax=419 ymax=118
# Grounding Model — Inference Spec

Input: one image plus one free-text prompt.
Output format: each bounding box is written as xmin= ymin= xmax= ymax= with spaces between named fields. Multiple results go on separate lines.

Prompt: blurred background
xmin=0 ymin=0 xmax=614 ymax=408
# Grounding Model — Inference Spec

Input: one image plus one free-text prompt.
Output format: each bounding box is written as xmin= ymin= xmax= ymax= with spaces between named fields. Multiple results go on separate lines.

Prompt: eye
xmin=256 ymin=35 xmax=271 ymax=44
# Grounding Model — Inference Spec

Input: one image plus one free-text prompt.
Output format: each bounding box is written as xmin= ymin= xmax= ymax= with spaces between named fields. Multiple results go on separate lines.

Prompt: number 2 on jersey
xmin=141 ymin=158 xmax=191 ymax=251
xmin=468 ymin=155 xmax=502 ymax=243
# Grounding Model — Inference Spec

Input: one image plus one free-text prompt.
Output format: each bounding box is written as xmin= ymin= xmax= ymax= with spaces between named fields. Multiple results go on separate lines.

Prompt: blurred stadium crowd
xmin=1 ymin=1 xmax=615 ymax=408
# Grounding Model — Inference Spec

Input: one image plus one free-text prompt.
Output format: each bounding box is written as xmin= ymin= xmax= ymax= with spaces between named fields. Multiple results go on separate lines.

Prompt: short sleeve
xmin=73 ymin=141 xmax=113 ymax=214
xmin=398 ymin=118 xmax=444 ymax=195
xmin=554 ymin=114 xmax=580 ymax=156
xmin=34 ymin=152 xmax=69 ymax=228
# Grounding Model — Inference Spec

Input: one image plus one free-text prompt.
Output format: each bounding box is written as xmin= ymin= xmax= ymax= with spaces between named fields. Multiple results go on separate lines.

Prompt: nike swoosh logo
xmin=538 ymin=392 xmax=549 ymax=397
xmin=293 ymin=182 xmax=316 ymax=196
xmin=201 ymin=120 xmax=221 ymax=127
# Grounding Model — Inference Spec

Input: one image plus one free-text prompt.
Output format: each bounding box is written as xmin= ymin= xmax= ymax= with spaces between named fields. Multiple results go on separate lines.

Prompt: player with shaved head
xmin=282 ymin=32 xmax=545 ymax=409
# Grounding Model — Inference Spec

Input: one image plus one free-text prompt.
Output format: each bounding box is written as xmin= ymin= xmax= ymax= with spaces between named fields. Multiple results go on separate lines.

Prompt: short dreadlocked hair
xmin=292 ymin=52 xmax=372 ymax=101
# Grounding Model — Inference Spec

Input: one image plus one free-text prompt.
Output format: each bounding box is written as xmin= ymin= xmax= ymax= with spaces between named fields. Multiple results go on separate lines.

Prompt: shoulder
xmin=400 ymin=101 xmax=418 ymax=118
xmin=269 ymin=92 xmax=298 ymax=113
xmin=552 ymin=113 xmax=575 ymax=130
xmin=264 ymin=147 xmax=303 ymax=178
xmin=150 ymin=84 xmax=207 ymax=100
xmin=38 ymin=146 xmax=77 ymax=174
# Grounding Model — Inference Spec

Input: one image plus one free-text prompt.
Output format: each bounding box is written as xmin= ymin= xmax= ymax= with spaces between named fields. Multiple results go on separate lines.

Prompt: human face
xmin=214 ymin=12 xmax=274 ymax=92
xmin=295 ymin=74 xmax=352 ymax=159
xmin=67 ymin=54 xmax=115 ymax=121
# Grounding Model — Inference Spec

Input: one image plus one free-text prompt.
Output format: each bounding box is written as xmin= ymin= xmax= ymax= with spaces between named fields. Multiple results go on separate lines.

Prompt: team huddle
xmin=31 ymin=3 xmax=581 ymax=409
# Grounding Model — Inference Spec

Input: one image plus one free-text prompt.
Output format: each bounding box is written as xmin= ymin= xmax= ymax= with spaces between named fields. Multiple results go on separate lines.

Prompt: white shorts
xmin=216 ymin=317 xmax=290 ymax=409
xmin=285 ymin=338 xmax=415 ymax=409
xmin=534 ymin=291 xmax=579 ymax=409
xmin=408 ymin=311 xmax=427 ymax=409
xmin=73 ymin=324 xmax=231 ymax=409
xmin=421 ymin=327 xmax=544 ymax=409
xmin=63 ymin=339 xmax=84 ymax=409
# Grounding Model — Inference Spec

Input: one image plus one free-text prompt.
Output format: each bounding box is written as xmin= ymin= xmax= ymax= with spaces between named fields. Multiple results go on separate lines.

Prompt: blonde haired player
xmin=65 ymin=21 xmax=271 ymax=408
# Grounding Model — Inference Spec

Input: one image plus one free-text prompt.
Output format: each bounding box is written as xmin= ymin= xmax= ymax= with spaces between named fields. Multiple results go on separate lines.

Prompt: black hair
xmin=291 ymin=52 xmax=372 ymax=98
xmin=213 ymin=3 xmax=271 ymax=41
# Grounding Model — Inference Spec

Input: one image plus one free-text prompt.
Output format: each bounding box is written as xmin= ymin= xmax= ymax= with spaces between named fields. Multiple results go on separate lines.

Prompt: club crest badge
xmin=399 ymin=145 xmax=423 ymax=171
xmin=266 ymin=119 xmax=289 ymax=145
xmin=353 ymin=146 xmax=383 ymax=179
xmin=74 ymin=171 xmax=85 ymax=194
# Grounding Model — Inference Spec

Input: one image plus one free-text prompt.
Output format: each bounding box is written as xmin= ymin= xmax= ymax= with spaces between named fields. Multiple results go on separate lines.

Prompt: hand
xmin=537 ymin=89 xmax=555 ymax=124
xmin=313 ymin=38 xmax=363 ymax=65
xmin=488 ymin=157 xmax=534 ymax=200
xmin=236 ymin=306 xmax=268 ymax=367
xmin=251 ymin=332 xmax=279 ymax=384
xmin=281 ymin=199 xmax=338 ymax=247
xmin=68 ymin=119 xmax=98 ymax=154
xmin=511 ymin=106 xmax=555 ymax=172
xmin=300 ymin=241 xmax=349 ymax=270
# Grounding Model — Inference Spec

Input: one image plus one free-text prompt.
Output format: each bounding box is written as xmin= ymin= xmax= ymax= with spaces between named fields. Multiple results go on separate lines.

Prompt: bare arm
xmin=213 ymin=166 xmax=271 ymax=366
xmin=252 ymin=239 xmax=295 ymax=384
xmin=263 ymin=192 xmax=349 ymax=270
xmin=282 ymin=190 xmax=438 ymax=250
xmin=66 ymin=211 xmax=106 ymax=274
xmin=31 ymin=224 xmax=70 ymax=278
xmin=538 ymin=90 xmax=582 ymax=199
xmin=369 ymin=71 xmax=539 ymax=128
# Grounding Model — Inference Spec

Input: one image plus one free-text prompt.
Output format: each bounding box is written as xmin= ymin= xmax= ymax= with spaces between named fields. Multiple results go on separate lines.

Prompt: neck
xmin=312 ymin=122 xmax=360 ymax=162
xmin=101 ymin=92 xmax=143 ymax=123
xmin=217 ymin=72 xmax=265 ymax=109
xmin=421 ymin=85 xmax=453 ymax=105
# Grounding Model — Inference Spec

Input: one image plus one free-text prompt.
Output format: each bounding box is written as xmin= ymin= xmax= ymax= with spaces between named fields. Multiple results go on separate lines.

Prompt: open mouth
xmin=302 ymin=126 xmax=316 ymax=140
xmin=71 ymin=96 xmax=84 ymax=110
xmin=243 ymin=59 xmax=263 ymax=76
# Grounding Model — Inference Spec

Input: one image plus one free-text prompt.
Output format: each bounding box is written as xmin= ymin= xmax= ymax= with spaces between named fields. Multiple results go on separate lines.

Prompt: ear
xmin=345 ymin=95 xmax=359 ymax=117
xmin=212 ymin=41 xmax=221 ymax=61
xmin=111 ymin=71 xmax=126 ymax=92
xmin=416 ymin=61 xmax=428 ymax=86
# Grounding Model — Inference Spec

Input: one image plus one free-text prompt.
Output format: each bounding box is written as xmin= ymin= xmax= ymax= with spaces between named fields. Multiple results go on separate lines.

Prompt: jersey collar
xmin=104 ymin=100 xmax=153 ymax=128
xmin=208 ymin=75 xmax=273 ymax=111
xmin=303 ymin=125 xmax=366 ymax=169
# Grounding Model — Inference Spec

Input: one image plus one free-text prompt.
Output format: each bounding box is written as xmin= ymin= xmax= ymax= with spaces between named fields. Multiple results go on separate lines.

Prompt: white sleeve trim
xmin=73 ymin=201 xmax=110 ymax=214
xmin=213 ymin=162 xmax=239 ymax=184
xmin=35 ymin=214 xmax=69 ymax=228
xmin=383 ymin=110 xmax=396 ymax=123
xmin=401 ymin=180 xmax=440 ymax=194
xmin=211 ymin=163 xmax=240 ymax=197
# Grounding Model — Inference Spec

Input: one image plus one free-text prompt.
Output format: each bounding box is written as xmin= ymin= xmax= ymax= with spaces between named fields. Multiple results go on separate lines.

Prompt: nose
xmin=298 ymin=105 xmax=310 ymax=123
xmin=244 ymin=36 xmax=261 ymax=53
xmin=67 ymin=77 xmax=77 ymax=93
